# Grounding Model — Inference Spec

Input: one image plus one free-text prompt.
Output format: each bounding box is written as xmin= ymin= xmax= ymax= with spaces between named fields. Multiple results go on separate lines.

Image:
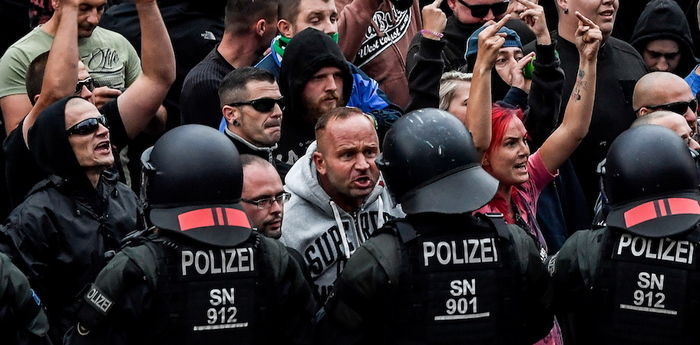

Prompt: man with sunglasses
xmin=634 ymin=71 xmax=699 ymax=140
xmin=219 ymin=67 xmax=290 ymax=180
xmin=2 ymin=0 xmax=175 ymax=210
xmin=0 ymin=96 xmax=143 ymax=344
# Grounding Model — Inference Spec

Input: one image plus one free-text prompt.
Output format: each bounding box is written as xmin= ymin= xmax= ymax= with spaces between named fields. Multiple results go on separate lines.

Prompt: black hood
xmin=29 ymin=96 xmax=99 ymax=196
xmin=278 ymin=27 xmax=353 ymax=121
xmin=630 ymin=0 xmax=697 ymax=76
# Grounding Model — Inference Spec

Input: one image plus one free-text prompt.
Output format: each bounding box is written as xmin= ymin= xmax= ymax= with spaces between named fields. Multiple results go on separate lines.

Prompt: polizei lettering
xmin=181 ymin=248 xmax=255 ymax=276
xmin=422 ymin=238 xmax=499 ymax=266
xmin=85 ymin=286 xmax=113 ymax=314
xmin=616 ymin=234 xmax=695 ymax=265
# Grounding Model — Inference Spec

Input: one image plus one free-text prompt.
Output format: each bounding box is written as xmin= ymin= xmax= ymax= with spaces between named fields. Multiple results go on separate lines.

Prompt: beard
xmin=303 ymin=91 xmax=346 ymax=124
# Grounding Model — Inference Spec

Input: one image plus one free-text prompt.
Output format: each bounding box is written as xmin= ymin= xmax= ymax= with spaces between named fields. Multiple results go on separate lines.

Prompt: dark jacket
xmin=0 ymin=97 xmax=143 ymax=343
xmin=0 ymin=252 xmax=52 ymax=345
xmin=224 ymin=128 xmax=291 ymax=181
xmin=630 ymin=0 xmax=697 ymax=76
xmin=65 ymin=230 xmax=318 ymax=345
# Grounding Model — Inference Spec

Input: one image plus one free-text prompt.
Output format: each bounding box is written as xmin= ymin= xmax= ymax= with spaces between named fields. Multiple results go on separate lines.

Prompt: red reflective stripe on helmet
xmin=624 ymin=198 xmax=700 ymax=228
xmin=178 ymin=209 xmax=216 ymax=231
xmin=667 ymin=197 xmax=700 ymax=216
xmin=225 ymin=208 xmax=251 ymax=228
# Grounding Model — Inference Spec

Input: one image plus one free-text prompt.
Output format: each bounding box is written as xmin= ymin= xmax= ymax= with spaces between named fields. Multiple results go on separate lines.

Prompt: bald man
xmin=632 ymin=110 xmax=700 ymax=150
xmin=633 ymin=71 xmax=699 ymax=137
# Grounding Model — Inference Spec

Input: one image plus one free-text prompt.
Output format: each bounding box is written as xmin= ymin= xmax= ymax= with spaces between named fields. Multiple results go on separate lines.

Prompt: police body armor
xmin=577 ymin=227 xmax=700 ymax=344
xmin=385 ymin=214 xmax=529 ymax=345
xmin=145 ymin=231 xmax=267 ymax=345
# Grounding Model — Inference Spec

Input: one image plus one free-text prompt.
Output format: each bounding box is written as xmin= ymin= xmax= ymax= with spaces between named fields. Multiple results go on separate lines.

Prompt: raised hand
xmin=516 ymin=0 xmax=551 ymax=44
xmin=510 ymin=51 xmax=535 ymax=92
xmin=574 ymin=11 xmax=602 ymax=62
xmin=421 ymin=0 xmax=447 ymax=40
xmin=475 ymin=14 xmax=511 ymax=70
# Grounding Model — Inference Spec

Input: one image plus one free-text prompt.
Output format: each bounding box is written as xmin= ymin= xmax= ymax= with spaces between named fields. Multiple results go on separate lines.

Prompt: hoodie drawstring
xmin=330 ymin=201 xmax=353 ymax=259
xmin=377 ymin=196 xmax=385 ymax=229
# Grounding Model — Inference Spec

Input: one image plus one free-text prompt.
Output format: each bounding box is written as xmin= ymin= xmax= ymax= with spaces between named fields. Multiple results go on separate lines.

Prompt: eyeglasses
xmin=241 ymin=192 xmax=291 ymax=209
xmin=227 ymin=97 xmax=285 ymax=113
xmin=75 ymin=77 xmax=95 ymax=94
xmin=643 ymin=99 xmax=698 ymax=116
xmin=456 ymin=0 xmax=509 ymax=18
xmin=66 ymin=115 xmax=109 ymax=136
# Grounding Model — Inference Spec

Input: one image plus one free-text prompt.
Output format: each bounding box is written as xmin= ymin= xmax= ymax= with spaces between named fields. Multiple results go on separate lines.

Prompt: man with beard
xmin=280 ymin=107 xmax=404 ymax=302
xmin=180 ymin=0 xmax=279 ymax=128
xmin=277 ymin=27 xmax=385 ymax=165
xmin=219 ymin=67 xmax=290 ymax=179
xmin=0 ymin=0 xmax=142 ymax=135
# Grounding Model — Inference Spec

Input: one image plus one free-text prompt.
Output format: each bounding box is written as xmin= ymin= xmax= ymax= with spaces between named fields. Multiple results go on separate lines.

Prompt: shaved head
xmin=633 ymin=72 xmax=692 ymax=111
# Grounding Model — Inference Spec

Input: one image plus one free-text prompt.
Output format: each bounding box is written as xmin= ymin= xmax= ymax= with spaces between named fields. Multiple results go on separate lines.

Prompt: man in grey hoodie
xmin=280 ymin=107 xmax=403 ymax=302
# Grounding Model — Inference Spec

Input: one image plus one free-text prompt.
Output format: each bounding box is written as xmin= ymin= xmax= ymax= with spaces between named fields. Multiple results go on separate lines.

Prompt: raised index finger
xmin=431 ymin=0 xmax=443 ymax=8
xmin=490 ymin=13 xmax=511 ymax=32
xmin=575 ymin=11 xmax=599 ymax=29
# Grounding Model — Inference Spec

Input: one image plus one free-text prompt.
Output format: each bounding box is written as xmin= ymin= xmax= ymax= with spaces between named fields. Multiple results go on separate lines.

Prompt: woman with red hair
xmin=472 ymin=11 xmax=601 ymax=254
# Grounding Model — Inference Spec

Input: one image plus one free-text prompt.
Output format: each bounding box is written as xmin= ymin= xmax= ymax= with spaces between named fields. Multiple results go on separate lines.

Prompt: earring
xmin=233 ymin=120 xmax=240 ymax=126
xmin=563 ymin=8 xmax=569 ymax=14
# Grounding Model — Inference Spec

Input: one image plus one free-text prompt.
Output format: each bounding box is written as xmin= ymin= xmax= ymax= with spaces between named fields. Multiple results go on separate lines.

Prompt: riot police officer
xmin=65 ymin=125 xmax=318 ymax=345
xmin=549 ymin=124 xmax=700 ymax=344
xmin=315 ymin=109 xmax=553 ymax=345
xmin=0 ymin=252 xmax=51 ymax=345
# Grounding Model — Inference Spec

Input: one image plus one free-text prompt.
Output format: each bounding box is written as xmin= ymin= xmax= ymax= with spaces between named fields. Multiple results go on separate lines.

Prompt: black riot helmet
xmin=140 ymin=124 xmax=252 ymax=247
xmin=604 ymin=125 xmax=700 ymax=237
xmin=376 ymin=108 xmax=498 ymax=214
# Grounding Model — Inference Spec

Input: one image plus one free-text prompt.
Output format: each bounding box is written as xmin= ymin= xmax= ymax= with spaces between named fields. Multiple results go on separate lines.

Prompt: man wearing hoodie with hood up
xmin=277 ymin=27 xmax=396 ymax=165
xmin=0 ymin=96 xmax=142 ymax=344
xmin=280 ymin=107 xmax=403 ymax=302
xmin=630 ymin=0 xmax=697 ymax=77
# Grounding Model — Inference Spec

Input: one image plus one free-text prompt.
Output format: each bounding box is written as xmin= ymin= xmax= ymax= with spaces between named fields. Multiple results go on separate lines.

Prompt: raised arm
xmin=405 ymin=0 xmax=447 ymax=111
xmin=21 ymin=0 xmax=80 ymax=141
xmin=538 ymin=12 xmax=600 ymax=174
xmin=116 ymin=0 xmax=175 ymax=139
xmin=463 ymin=15 xmax=510 ymax=160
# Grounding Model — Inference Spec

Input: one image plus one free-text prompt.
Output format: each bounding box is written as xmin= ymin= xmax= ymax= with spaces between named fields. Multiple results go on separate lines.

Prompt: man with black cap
xmin=64 ymin=125 xmax=318 ymax=344
xmin=549 ymin=124 xmax=700 ymax=344
xmin=315 ymin=108 xmax=552 ymax=345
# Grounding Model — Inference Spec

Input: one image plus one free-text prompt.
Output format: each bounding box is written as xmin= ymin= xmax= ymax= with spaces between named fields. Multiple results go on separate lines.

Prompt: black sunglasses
xmin=456 ymin=0 xmax=509 ymax=18
xmin=66 ymin=115 xmax=109 ymax=136
xmin=75 ymin=77 xmax=95 ymax=94
xmin=644 ymin=99 xmax=698 ymax=116
xmin=227 ymin=97 xmax=285 ymax=113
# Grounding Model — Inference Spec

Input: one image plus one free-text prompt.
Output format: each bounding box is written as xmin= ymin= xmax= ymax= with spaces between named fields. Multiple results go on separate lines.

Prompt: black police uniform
xmin=66 ymin=224 xmax=317 ymax=345
xmin=316 ymin=213 xmax=553 ymax=345
xmin=549 ymin=125 xmax=700 ymax=344
xmin=0 ymin=252 xmax=52 ymax=345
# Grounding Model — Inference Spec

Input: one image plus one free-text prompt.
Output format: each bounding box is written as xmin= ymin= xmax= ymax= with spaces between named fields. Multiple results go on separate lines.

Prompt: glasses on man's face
xmin=644 ymin=99 xmax=698 ymax=116
xmin=241 ymin=192 xmax=291 ymax=210
xmin=75 ymin=77 xmax=95 ymax=95
xmin=227 ymin=97 xmax=285 ymax=113
xmin=66 ymin=115 xmax=109 ymax=136
xmin=456 ymin=0 xmax=509 ymax=18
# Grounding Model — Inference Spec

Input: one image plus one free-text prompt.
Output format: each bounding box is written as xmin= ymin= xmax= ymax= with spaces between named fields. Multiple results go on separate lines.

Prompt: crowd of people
xmin=1 ymin=0 xmax=700 ymax=344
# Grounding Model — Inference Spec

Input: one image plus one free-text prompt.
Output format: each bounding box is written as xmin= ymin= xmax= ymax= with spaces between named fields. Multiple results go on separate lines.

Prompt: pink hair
xmin=484 ymin=103 xmax=527 ymax=224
